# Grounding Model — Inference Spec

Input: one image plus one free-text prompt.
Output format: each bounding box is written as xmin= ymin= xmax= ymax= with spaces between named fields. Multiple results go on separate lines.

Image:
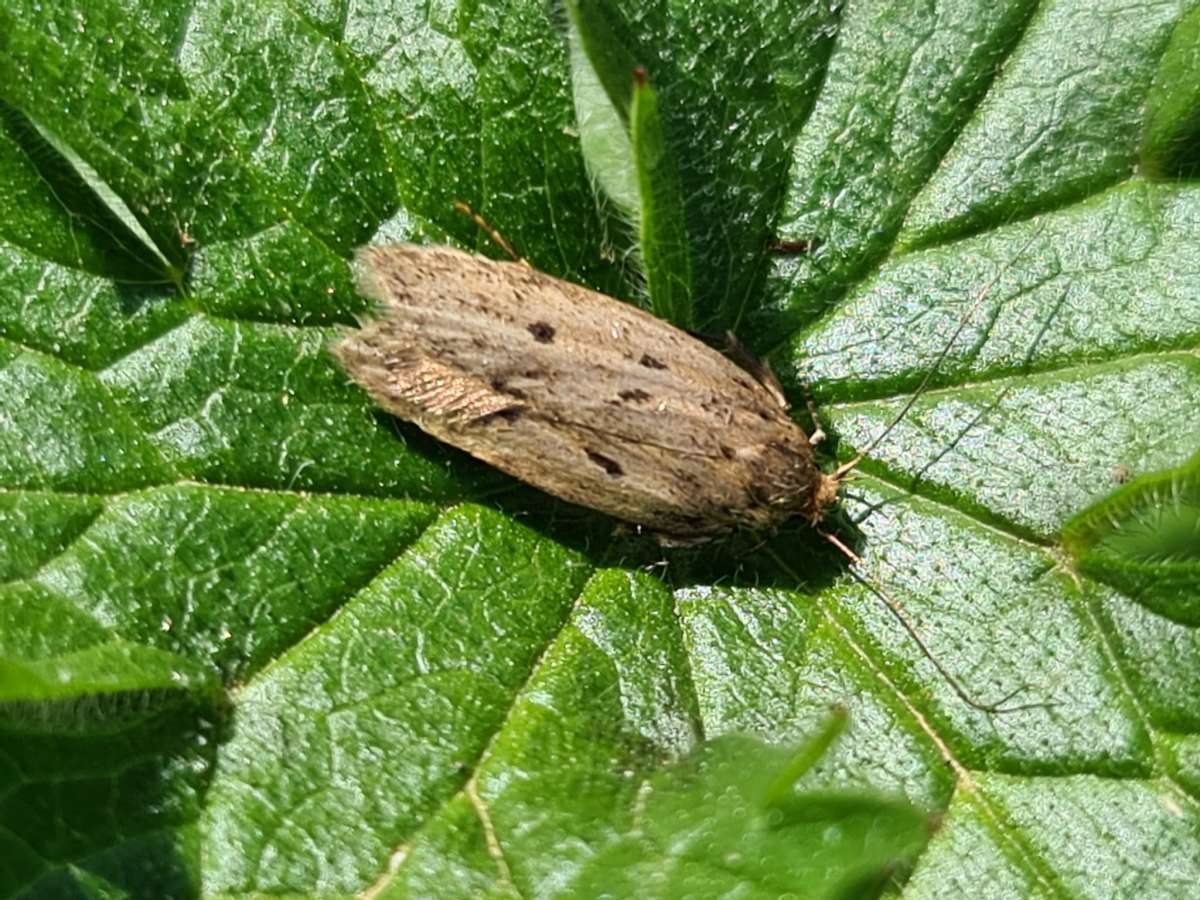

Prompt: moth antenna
xmin=833 ymin=226 xmax=1047 ymax=482
xmin=453 ymin=200 xmax=524 ymax=265
xmin=820 ymin=530 xmax=1052 ymax=715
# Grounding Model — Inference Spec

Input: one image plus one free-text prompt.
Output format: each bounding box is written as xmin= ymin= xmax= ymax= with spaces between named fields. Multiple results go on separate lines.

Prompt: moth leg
xmin=453 ymin=200 xmax=525 ymax=265
xmin=653 ymin=531 xmax=714 ymax=548
xmin=611 ymin=522 xmax=712 ymax=548
xmin=798 ymin=378 xmax=826 ymax=446
xmin=706 ymin=330 xmax=828 ymax=444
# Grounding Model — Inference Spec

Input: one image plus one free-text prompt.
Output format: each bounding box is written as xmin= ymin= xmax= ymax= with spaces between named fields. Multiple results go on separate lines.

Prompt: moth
xmin=334 ymin=243 xmax=841 ymax=543
xmin=335 ymin=238 xmax=1043 ymax=713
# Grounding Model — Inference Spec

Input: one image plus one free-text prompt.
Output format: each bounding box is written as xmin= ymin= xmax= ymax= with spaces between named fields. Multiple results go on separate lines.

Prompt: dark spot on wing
xmin=719 ymin=444 xmax=736 ymax=460
xmin=585 ymin=449 xmax=624 ymax=477
xmin=490 ymin=377 xmax=527 ymax=400
xmin=527 ymin=321 xmax=556 ymax=343
xmin=639 ymin=354 xmax=667 ymax=369
xmin=617 ymin=388 xmax=652 ymax=403
xmin=475 ymin=406 xmax=524 ymax=425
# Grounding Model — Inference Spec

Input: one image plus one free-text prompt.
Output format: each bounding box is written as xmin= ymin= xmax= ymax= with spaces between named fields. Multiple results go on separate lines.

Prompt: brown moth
xmin=334 ymin=244 xmax=839 ymax=541
xmin=335 ymin=241 xmax=1048 ymax=714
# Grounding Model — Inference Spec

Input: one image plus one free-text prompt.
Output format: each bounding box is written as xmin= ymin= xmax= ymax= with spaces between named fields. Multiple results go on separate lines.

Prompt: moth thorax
xmin=783 ymin=468 xmax=840 ymax=527
xmin=752 ymin=442 xmax=839 ymax=527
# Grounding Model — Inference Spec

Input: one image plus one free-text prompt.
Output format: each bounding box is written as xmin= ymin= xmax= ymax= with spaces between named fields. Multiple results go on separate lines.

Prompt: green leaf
xmin=570 ymin=730 xmax=932 ymax=900
xmin=1063 ymin=450 xmax=1200 ymax=625
xmin=630 ymin=69 xmax=694 ymax=326
xmin=3 ymin=0 xmax=1200 ymax=897
xmin=569 ymin=0 xmax=838 ymax=330
xmin=761 ymin=704 xmax=849 ymax=807
xmin=1142 ymin=4 xmax=1200 ymax=178
xmin=761 ymin=0 xmax=1039 ymax=329
xmin=563 ymin=0 xmax=642 ymax=124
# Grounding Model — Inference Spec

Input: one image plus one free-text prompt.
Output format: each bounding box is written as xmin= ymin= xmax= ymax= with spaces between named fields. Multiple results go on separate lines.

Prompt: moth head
xmin=812 ymin=472 xmax=841 ymax=521
xmin=745 ymin=441 xmax=841 ymax=529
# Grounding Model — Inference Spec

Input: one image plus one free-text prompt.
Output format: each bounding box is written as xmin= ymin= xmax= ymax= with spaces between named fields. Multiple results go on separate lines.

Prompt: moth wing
xmin=338 ymin=244 xmax=820 ymax=534
xmin=333 ymin=334 xmax=520 ymax=426
xmin=350 ymin=245 xmax=795 ymax=456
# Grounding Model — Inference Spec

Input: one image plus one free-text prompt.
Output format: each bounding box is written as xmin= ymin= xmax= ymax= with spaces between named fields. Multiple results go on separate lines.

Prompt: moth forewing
xmin=334 ymin=244 xmax=838 ymax=539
